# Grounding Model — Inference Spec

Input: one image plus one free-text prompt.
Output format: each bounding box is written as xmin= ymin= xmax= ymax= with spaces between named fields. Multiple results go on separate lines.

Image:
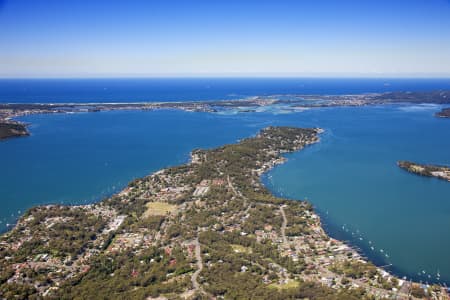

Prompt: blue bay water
xmin=1 ymin=78 xmax=450 ymax=285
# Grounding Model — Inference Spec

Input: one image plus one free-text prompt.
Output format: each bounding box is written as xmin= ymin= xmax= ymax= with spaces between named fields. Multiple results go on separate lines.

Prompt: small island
xmin=0 ymin=121 xmax=29 ymax=140
xmin=0 ymin=127 xmax=444 ymax=299
xmin=436 ymin=108 xmax=450 ymax=118
xmin=398 ymin=160 xmax=450 ymax=182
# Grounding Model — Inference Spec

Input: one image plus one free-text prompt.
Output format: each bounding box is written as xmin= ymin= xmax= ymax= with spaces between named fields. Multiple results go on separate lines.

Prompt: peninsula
xmin=398 ymin=161 xmax=450 ymax=182
xmin=1 ymin=90 xmax=450 ymax=141
xmin=0 ymin=127 xmax=445 ymax=299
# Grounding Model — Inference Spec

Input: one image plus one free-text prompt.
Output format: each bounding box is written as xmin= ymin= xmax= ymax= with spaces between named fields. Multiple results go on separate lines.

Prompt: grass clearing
xmin=268 ymin=280 xmax=299 ymax=290
xmin=143 ymin=202 xmax=177 ymax=218
xmin=231 ymin=244 xmax=252 ymax=254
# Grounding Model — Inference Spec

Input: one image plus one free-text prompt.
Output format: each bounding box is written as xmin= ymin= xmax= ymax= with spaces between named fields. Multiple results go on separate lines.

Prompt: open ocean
xmin=1 ymin=78 xmax=450 ymax=102
xmin=1 ymin=78 xmax=450 ymax=284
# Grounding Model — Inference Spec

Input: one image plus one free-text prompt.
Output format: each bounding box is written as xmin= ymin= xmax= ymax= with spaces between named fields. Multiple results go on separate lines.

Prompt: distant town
xmin=1 ymin=90 xmax=449 ymax=140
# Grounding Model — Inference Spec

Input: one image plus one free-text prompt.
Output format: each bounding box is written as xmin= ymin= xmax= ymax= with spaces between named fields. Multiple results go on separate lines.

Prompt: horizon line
xmin=1 ymin=75 xmax=450 ymax=80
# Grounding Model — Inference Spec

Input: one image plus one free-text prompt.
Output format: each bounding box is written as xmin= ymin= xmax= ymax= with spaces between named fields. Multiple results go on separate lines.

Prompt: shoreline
xmin=262 ymin=165 xmax=448 ymax=287
xmin=312 ymin=207 xmax=442 ymax=286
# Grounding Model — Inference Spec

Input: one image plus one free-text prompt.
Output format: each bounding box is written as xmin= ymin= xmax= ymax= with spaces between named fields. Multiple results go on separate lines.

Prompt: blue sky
xmin=1 ymin=0 xmax=450 ymax=78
